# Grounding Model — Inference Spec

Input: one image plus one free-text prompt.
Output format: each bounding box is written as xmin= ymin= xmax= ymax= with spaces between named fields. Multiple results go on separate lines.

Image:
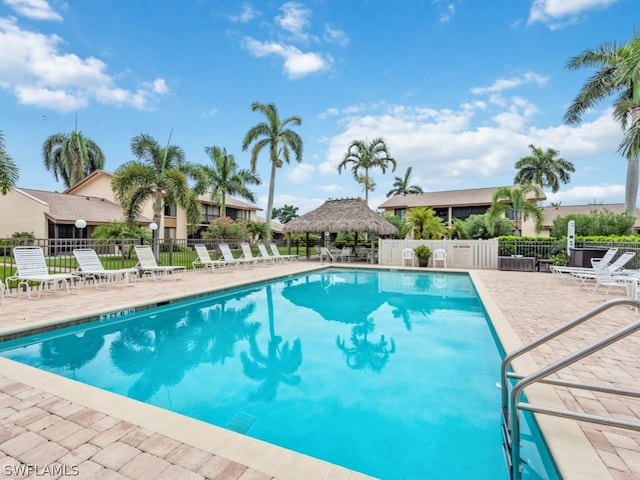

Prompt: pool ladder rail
xmin=499 ymin=298 xmax=640 ymax=480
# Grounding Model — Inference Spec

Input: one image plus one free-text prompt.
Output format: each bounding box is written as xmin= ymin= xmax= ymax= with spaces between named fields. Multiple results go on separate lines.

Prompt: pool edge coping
xmin=0 ymin=264 xmax=613 ymax=480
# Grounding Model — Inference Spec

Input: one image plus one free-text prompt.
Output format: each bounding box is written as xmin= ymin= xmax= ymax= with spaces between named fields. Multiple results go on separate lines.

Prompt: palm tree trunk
xmin=265 ymin=160 xmax=277 ymax=242
xmin=625 ymin=106 xmax=640 ymax=217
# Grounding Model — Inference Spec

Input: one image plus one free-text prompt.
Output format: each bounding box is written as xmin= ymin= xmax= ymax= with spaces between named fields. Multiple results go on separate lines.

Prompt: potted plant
xmin=413 ymin=244 xmax=432 ymax=267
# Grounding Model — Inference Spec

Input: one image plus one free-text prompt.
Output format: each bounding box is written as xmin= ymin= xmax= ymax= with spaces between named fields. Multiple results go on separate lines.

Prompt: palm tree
xmin=514 ymin=145 xmax=575 ymax=193
xmin=404 ymin=206 xmax=447 ymax=239
xmin=338 ymin=137 xmax=396 ymax=202
xmin=386 ymin=166 xmax=423 ymax=197
xmin=486 ymin=184 xmax=544 ymax=236
xmin=42 ymin=130 xmax=105 ymax=188
xmin=565 ymin=34 xmax=640 ymax=216
xmin=0 ymin=131 xmax=19 ymax=195
xmin=242 ymin=102 xmax=303 ymax=241
xmin=196 ymin=146 xmax=261 ymax=217
xmin=111 ymin=133 xmax=202 ymax=234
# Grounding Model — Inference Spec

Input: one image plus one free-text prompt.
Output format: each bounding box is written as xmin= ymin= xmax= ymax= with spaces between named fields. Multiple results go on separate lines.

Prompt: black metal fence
xmin=0 ymin=237 xmax=305 ymax=281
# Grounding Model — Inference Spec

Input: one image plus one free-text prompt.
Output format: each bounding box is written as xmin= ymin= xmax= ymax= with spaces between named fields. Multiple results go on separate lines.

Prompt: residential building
xmin=379 ymin=186 xmax=547 ymax=236
xmin=0 ymin=170 xmax=267 ymax=240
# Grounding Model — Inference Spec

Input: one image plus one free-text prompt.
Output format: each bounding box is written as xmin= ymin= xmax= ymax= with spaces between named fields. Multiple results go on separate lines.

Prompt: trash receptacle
xmin=569 ymin=248 xmax=607 ymax=268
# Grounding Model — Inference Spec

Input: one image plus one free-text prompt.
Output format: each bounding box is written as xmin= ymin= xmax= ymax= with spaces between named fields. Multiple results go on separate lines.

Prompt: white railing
xmin=378 ymin=238 xmax=499 ymax=269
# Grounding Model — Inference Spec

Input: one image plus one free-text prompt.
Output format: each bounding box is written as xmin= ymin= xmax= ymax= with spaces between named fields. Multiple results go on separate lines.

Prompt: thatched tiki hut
xmin=282 ymin=198 xmax=398 ymax=259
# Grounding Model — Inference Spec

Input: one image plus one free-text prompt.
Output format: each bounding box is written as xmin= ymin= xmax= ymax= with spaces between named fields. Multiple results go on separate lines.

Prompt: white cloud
xmin=324 ymin=24 xmax=348 ymax=46
xmin=243 ymin=38 xmax=331 ymax=78
xmin=276 ymin=1 xmax=312 ymax=42
xmin=528 ymin=0 xmax=618 ymax=27
xmin=4 ymin=0 xmax=62 ymax=21
xmin=0 ymin=17 xmax=169 ymax=111
xmin=470 ymin=72 xmax=549 ymax=95
xmin=229 ymin=3 xmax=260 ymax=23
xmin=546 ymin=184 xmax=625 ymax=205
xmin=286 ymin=162 xmax=315 ymax=183
xmin=320 ymin=94 xmax=622 ymax=195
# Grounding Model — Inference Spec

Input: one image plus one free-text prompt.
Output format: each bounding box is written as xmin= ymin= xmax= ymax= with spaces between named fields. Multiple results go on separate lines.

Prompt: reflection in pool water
xmin=0 ymin=268 xmax=557 ymax=480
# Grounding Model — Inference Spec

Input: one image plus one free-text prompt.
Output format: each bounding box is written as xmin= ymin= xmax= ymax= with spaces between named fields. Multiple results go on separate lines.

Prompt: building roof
xmin=196 ymin=193 xmax=262 ymax=211
xmin=283 ymin=198 xmax=398 ymax=235
xmin=541 ymin=203 xmax=640 ymax=228
xmin=378 ymin=186 xmax=547 ymax=209
xmin=18 ymin=188 xmax=151 ymax=225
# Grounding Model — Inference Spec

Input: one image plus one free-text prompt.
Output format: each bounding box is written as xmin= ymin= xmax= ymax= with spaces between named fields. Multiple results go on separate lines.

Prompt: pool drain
xmin=226 ymin=412 xmax=257 ymax=434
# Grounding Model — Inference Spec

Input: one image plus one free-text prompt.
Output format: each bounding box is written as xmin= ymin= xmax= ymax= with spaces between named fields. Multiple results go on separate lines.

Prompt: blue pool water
xmin=0 ymin=269 xmax=558 ymax=480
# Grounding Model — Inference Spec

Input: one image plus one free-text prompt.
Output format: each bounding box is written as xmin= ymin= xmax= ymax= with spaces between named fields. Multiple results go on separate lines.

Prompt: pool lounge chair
xmin=570 ymin=251 xmax=636 ymax=287
xmin=270 ymin=243 xmax=297 ymax=261
xmin=192 ymin=244 xmax=233 ymax=271
xmin=219 ymin=244 xmax=254 ymax=268
xmin=550 ymin=247 xmax=618 ymax=283
xmin=240 ymin=243 xmax=265 ymax=266
xmin=257 ymin=244 xmax=278 ymax=263
xmin=73 ymin=248 xmax=138 ymax=289
xmin=134 ymin=245 xmax=185 ymax=281
xmin=6 ymin=246 xmax=79 ymax=299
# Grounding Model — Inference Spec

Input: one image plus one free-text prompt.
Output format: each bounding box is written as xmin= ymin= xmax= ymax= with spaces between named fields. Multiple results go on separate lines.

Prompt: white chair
xmin=401 ymin=248 xmax=415 ymax=267
xmin=219 ymin=244 xmax=253 ymax=268
xmin=432 ymin=249 xmax=447 ymax=268
xmin=134 ymin=245 xmax=185 ymax=281
xmin=270 ymin=243 xmax=297 ymax=261
xmin=240 ymin=243 xmax=264 ymax=265
xmin=338 ymin=247 xmax=352 ymax=262
xmin=320 ymin=247 xmax=335 ymax=263
xmin=6 ymin=246 xmax=79 ymax=299
xmin=257 ymin=244 xmax=277 ymax=264
xmin=73 ymin=248 xmax=138 ymax=289
xmin=192 ymin=244 xmax=234 ymax=271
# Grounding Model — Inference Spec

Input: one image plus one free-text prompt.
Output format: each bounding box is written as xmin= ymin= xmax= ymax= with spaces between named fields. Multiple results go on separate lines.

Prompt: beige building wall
xmin=0 ymin=189 xmax=49 ymax=238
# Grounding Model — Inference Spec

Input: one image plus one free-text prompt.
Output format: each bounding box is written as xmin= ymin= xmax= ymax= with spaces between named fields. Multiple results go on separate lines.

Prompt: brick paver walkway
xmin=0 ymin=263 xmax=639 ymax=479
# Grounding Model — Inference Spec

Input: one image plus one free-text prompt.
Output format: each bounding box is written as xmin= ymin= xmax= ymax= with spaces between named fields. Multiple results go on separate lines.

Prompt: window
xmin=394 ymin=208 xmax=406 ymax=220
xmin=164 ymin=204 xmax=177 ymax=217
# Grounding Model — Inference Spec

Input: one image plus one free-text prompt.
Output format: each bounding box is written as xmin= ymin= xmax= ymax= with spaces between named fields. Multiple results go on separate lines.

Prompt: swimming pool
xmin=0 ymin=268 xmax=558 ymax=479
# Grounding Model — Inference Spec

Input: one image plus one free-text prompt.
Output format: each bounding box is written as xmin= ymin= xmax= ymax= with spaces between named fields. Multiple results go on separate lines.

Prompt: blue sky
xmin=0 ymin=0 xmax=636 ymax=215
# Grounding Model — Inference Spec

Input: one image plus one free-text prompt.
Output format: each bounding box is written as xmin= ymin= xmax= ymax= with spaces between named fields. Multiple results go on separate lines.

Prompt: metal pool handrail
xmin=500 ymin=298 xmax=640 ymax=480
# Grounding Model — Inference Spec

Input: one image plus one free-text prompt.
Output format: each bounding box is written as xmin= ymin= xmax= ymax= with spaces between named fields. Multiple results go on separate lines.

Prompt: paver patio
xmin=0 ymin=262 xmax=639 ymax=479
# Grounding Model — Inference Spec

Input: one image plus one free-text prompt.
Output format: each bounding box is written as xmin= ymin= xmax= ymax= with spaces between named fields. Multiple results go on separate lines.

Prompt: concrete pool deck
xmin=0 ymin=261 xmax=638 ymax=479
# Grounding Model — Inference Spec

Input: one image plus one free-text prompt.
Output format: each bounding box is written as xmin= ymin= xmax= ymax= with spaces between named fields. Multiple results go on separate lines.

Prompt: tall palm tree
xmin=42 ymin=130 xmax=105 ymax=188
xmin=111 ymin=133 xmax=202 ymax=234
xmin=565 ymin=34 xmax=640 ymax=216
xmin=242 ymin=102 xmax=303 ymax=241
xmin=196 ymin=146 xmax=261 ymax=217
xmin=386 ymin=166 xmax=423 ymax=197
xmin=0 ymin=131 xmax=19 ymax=195
xmin=514 ymin=144 xmax=575 ymax=193
xmin=338 ymin=137 xmax=396 ymax=202
xmin=486 ymin=184 xmax=544 ymax=236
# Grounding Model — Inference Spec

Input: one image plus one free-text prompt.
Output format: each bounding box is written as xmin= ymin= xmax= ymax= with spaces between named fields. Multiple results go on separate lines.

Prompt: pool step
xmin=501 ymin=408 xmax=513 ymax=478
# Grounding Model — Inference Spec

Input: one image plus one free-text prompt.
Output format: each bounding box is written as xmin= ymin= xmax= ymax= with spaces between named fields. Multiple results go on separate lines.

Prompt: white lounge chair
xmin=219 ymin=244 xmax=253 ymax=268
xmin=257 ymin=244 xmax=278 ymax=263
xmin=134 ymin=245 xmax=185 ymax=281
xmin=432 ymin=249 xmax=447 ymax=268
xmin=73 ymin=248 xmax=138 ymax=289
xmin=320 ymin=247 xmax=335 ymax=263
xmin=550 ymin=247 xmax=618 ymax=283
xmin=6 ymin=246 xmax=79 ymax=299
xmin=571 ymin=251 xmax=635 ymax=286
xmin=240 ymin=243 xmax=264 ymax=265
xmin=192 ymin=244 xmax=233 ymax=271
xmin=270 ymin=243 xmax=297 ymax=261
